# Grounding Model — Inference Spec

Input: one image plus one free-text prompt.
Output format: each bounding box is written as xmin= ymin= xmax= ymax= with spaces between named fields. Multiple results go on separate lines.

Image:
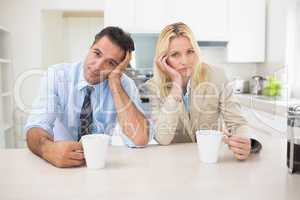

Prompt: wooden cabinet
xmin=227 ymin=0 xmax=266 ymax=63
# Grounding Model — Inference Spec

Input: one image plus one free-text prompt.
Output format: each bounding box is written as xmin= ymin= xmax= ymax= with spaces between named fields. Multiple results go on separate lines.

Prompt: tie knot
xmin=86 ymin=86 xmax=93 ymax=96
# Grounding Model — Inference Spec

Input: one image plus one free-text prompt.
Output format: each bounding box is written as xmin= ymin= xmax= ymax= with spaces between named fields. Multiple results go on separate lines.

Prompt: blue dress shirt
xmin=24 ymin=62 xmax=145 ymax=147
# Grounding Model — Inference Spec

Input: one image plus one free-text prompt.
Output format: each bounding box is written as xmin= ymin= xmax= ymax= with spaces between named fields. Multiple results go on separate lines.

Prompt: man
xmin=25 ymin=27 xmax=149 ymax=168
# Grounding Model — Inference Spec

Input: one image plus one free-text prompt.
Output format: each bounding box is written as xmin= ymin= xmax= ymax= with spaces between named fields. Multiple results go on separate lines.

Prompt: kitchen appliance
xmin=233 ymin=79 xmax=249 ymax=94
xmin=287 ymin=104 xmax=300 ymax=173
xmin=250 ymin=75 xmax=266 ymax=95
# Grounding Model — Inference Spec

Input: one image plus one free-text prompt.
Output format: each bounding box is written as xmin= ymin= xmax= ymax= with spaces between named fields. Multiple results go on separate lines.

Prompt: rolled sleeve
xmin=111 ymin=123 xmax=145 ymax=148
xmin=24 ymin=68 xmax=60 ymax=137
xmin=121 ymin=118 xmax=156 ymax=147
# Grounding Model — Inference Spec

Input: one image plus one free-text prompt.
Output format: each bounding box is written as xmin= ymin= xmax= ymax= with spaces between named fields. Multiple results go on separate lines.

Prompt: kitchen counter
xmin=0 ymin=133 xmax=299 ymax=200
xmin=140 ymin=93 xmax=300 ymax=117
xmin=236 ymin=93 xmax=300 ymax=117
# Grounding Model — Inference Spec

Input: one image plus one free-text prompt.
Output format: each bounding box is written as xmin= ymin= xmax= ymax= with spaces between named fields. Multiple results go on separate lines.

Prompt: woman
xmin=144 ymin=22 xmax=261 ymax=160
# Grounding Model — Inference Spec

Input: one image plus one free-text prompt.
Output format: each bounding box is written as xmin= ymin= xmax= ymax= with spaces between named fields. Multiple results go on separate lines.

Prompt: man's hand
xmin=224 ymin=131 xmax=251 ymax=161
xmin=43 ymin=141 xmax=85 ymax=168
xmin=108 ymin=51 xmax=131 ymax=84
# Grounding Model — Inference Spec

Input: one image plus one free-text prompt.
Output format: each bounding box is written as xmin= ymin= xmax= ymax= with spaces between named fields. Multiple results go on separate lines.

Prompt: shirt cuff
xmin=112 ymin=123 xmax=145 ymax=148
xmin=24 ymin=124 xmax=54 ymax=137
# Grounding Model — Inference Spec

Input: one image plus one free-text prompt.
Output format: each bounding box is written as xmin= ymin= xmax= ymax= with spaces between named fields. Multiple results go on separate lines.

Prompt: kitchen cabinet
xmin=241 ymin=105 xmax=286 ymax=135
xmin=134 ymin=0 xmax=167 ymax=33
xmin=104 ymin=0 xmax=135 ymax=32
xmin=0 ymin=26 xmax=14 ymax=148
xmin=105 ymin=0 xmax=167 ymax=33
xmin=166 ymin=0 xmax=229 ymax=41
xmin=105 ymin=0 xmax=266 ymax=62
xmin=227 ymin=0 xmax=266 ymax=63
xmin=105 ymin=0 xmax=228 ymax=41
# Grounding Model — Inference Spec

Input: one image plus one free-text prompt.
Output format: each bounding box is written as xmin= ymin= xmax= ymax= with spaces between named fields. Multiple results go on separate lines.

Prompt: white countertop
xmin=235 ymin=93 xmax=300 ymax=117
xmin=0 ymin=134 xmax=299 ymax=200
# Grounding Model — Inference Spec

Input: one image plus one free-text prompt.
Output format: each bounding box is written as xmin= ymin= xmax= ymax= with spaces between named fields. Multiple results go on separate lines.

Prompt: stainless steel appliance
xmin=233 ymin=79 xmax=249 ymax=94
xmin=287 ymin=104 xmax=300 ymax=173
xmin=250 ymin=75 xmax=266 ymax=95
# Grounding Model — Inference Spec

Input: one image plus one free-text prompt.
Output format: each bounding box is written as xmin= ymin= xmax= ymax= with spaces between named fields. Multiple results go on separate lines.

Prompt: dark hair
xmin=92 ymin=26 xmax=135 ymax=52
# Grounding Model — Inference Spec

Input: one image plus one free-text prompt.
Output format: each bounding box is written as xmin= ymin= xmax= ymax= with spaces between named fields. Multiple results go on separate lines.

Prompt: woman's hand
xmin=224 ymin=132 xmax=251 ymax=161
xmin=155 ymin=52 xmax=183 ymax=88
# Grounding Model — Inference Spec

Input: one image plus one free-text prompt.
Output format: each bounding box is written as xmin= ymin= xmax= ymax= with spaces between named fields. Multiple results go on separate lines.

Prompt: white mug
xmin=196 ymin=130 xmax=224 ymax=164
xmin=81 ymin=134 xmax=110 ymax=169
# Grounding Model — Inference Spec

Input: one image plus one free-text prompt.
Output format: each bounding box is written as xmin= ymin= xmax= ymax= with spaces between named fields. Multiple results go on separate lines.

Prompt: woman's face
xmin=166 ymin=36 xmax=197 ymax=78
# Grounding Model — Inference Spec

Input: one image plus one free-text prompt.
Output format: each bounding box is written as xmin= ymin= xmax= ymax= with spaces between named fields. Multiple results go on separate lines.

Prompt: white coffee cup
xmin=81 ymin=134 xmax=110 ymax=169
xmin=196 ymin=130 xmax=224 ymax=164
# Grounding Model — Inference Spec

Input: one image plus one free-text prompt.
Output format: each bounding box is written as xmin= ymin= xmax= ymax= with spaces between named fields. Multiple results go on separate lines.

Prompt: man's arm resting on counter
xmin=26 ymin=128 xmax=84 ymax=168
xmin=109 ymin=79 xmax=149 ymax=146
xmin=26 ymin=128 xmax=54 ymax=159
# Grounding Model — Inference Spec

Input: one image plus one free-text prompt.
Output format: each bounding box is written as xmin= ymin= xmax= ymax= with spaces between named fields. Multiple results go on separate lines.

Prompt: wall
xmin=131 ymin=34 xmax=158 ymax=70
xmin=42 ymin=11 xmax=65 ymax=68
xmin=295 ymin=1 xmax=300 ymax=98
xmin=286 ymin=0 xmax=300 ymax=98
xmin=42 ymin=11 xmax=104 ymax=67
xmin=256 ymin=0 xmax=287 ymax=76
xmin=201 ymin=47 xmax=257 ymax=81
xmin=63 ymin=16 xmax=104 ymax=63
xmin=40 ymin=0 xmax=105 ymax=11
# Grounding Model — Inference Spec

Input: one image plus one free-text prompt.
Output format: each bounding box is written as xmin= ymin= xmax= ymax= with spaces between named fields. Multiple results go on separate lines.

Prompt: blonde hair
xmin=153 ymin=22 xmax=206 ymax=97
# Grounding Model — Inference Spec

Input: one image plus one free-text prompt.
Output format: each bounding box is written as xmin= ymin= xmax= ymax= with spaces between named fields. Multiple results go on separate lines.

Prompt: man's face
xmin=83 ymin=36 xmax=125 ymax=85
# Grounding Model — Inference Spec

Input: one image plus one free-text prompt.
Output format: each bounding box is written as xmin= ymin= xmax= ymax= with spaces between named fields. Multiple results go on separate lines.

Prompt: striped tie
xmin=78 ymin=86 xmax=93 ymax=141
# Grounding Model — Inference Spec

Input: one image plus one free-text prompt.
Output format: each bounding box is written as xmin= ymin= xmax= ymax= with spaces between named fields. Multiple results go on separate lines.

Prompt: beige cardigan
xmin=144 ymin=64 xmax=257 ymax=145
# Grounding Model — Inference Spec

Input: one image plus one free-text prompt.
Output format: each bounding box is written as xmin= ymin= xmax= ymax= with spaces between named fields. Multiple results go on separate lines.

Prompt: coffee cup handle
xmin=221 ymin=134 xmax=230 ymax=148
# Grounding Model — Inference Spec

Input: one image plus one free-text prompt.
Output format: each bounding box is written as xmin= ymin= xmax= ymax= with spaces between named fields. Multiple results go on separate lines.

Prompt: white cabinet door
xmin=241 ymin=105 xmax=287 ymax=135
xmin=166 ymin=0 xmax=229 ymax=41
xmin=227 ymin=0 xmax=266 ymax=63
xmin=104 ymin=0 xmax=135 ymax=32
xmin=134 ymin=0 xmax=167 ymax=33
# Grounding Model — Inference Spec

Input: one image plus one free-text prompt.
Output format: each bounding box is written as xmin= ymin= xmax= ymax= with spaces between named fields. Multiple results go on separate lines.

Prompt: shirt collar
xmin=78 ymin=64 xmax=89 ymax=91
xmin=185 ymin=78 xmax=192 ymax=96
